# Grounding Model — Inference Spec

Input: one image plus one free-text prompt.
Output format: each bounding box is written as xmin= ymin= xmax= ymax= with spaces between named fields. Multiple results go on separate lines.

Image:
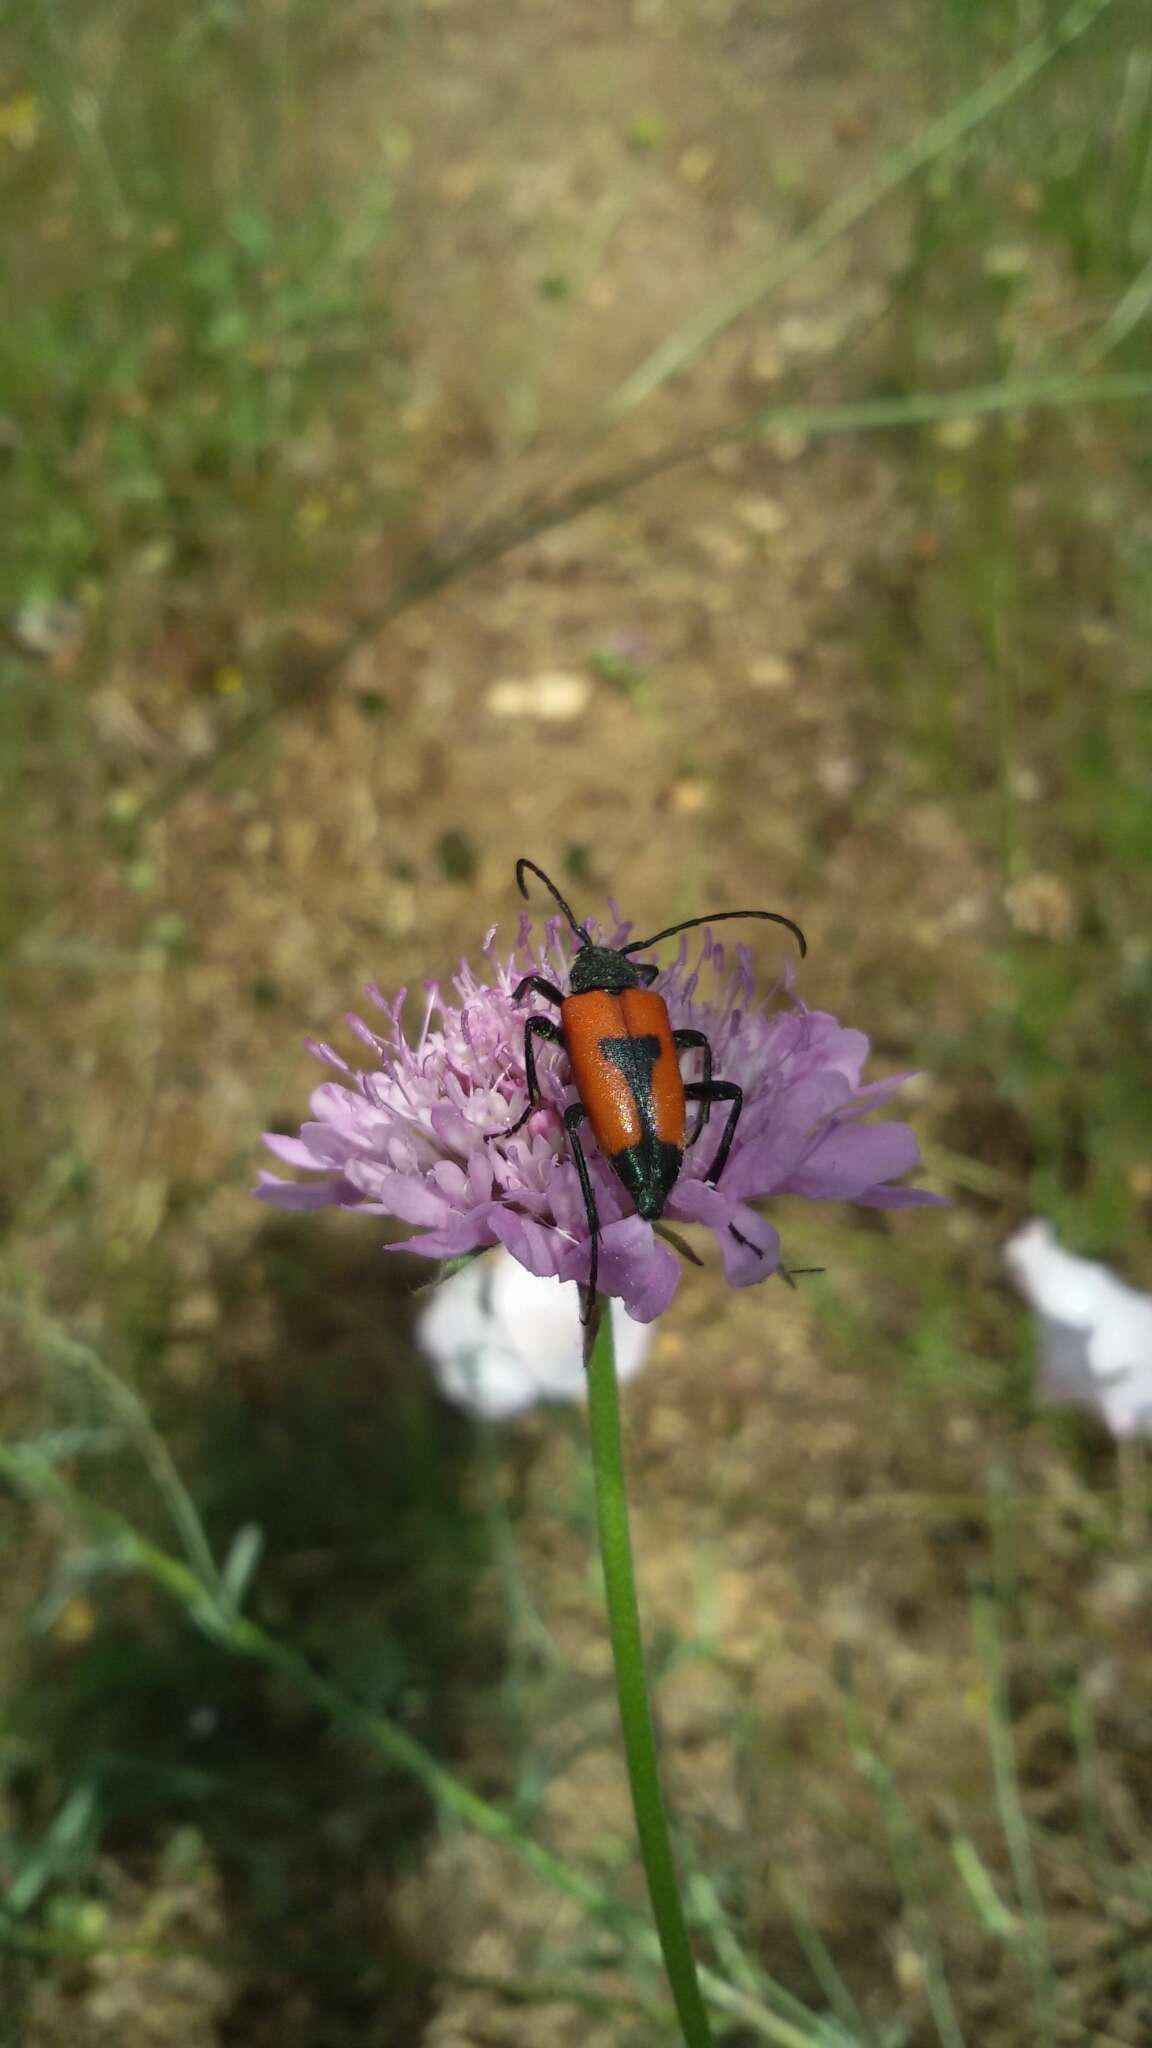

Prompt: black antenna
xmin=516 ymin=858 xmax=591 ymax=947
xmin=622 ymin=907 xmax=807 ymax=958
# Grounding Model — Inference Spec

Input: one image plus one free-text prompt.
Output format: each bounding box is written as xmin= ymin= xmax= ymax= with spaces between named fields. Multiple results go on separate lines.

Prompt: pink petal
xmin=262 ymin=1131 xmax=326 ymax=1169
xmin=780 ymin=1121 xmax=924 ymax=1200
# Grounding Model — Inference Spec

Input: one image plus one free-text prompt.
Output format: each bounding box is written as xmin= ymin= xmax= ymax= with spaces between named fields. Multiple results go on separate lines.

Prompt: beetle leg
xmin=683 ymin=1076 xmax=742 ymax=1186
xmin=485 ymin=1016 xmax=564 ymax=1141
xmin=563 ymin=1102 xmax=600 ymax=1324
xmin=511 ymin=974 xmax=564 ymax=1007
xmin=778 ymin=1263 xmax=825 ymax=1285
xmin=686 ymin=1077 xmax=775 ymax=1267
xmin=673 ymin=1029 xmax=713 ymax=1144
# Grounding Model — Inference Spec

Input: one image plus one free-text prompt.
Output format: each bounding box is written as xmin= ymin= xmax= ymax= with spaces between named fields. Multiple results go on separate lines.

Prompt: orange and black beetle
xmin=487 ymin=859 xmax=806 ymax=1316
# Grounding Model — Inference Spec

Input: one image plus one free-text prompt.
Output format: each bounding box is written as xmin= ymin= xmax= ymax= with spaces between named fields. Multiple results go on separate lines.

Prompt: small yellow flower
xmin=0 ymin=90 xmax=40 ymax=150
xmin=934 ymin=415 xmax=982 ymax=451
xmin=297 ymin=496 xmax=331 ymax=535
xmin=53 ymin=1595 xmax=97 ymax=1647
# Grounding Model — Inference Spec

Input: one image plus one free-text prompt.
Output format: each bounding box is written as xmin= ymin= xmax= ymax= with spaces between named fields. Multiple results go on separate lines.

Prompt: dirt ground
xmin=8 ymin=1 xmax=1151 ymax=2044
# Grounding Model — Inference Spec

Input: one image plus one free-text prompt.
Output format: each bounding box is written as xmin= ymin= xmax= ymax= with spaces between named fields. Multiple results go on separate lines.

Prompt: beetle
xmin=486 ymin=858 xmax=807 ymax=1318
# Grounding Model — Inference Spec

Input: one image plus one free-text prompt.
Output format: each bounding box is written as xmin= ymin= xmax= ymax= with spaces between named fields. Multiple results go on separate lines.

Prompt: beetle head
xmin=569 ymin=945 xmax=657 ymax=995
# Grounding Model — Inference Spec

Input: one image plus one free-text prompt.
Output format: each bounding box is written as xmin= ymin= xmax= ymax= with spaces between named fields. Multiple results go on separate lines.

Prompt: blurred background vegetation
xmin=2 ymin=0 xmax=1151 ymax=2041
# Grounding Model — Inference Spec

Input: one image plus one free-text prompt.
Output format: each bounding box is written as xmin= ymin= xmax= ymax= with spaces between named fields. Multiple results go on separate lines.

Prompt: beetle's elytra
xmin=486 ymin=859 xmax=806 ymax=1320
xmin=563 ymin=986 xmax=684 ymax=1219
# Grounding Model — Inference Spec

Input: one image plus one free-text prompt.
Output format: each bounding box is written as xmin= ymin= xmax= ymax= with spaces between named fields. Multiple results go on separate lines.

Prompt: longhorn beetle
xmin=485 ymin=859 xmax=807 ymax=1319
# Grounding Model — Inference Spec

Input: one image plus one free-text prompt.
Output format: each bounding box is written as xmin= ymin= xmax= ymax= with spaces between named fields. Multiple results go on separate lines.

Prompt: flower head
xmin=256 ymin=909 xmax=937 ymax=1322
xmin=417 ymin=1248 xmax=653 ymax=1418
xmin=1005 ymin=1218 xmax=1152 ymax=1439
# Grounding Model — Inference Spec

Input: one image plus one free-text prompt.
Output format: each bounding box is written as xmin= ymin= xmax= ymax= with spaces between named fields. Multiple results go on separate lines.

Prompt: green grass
xmin=0 ymin=0 xmax=405 ymax=1217
xmin=865 ymin=0 xmax=1152 ymax=1294
xmin=1 ymin=0 xmax=400 ymax=646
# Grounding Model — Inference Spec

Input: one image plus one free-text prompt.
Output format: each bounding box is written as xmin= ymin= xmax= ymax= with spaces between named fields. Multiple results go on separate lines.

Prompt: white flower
xmin=1004 ymin=1219 xmax=1152 ymax=1438
xmin=415 ymin=1249 xmax=653 ymax=1420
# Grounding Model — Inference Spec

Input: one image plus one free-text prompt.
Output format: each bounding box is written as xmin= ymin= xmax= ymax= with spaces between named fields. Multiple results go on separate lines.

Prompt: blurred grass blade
xmin=836 ymin=1654 xmax=967 ymax=2048
xmin=1 ymin=1295 xmax=221 ymax=1599
xmin=2 ymin=1781 xmax=98 ymax=1920
xmin=219 ymin=1522 xmax=265 ymax=1617
xmin=972 ymin=1598 xmax=1057 ymax=2046
xmin=775 ymin=1874 xmax=875 ymax=2046
xmin=948 ymin=1836 xmax=1020 ymax=1943
xmin=685 ymin=1868 xmax=852 ymax=2042
xmin=604 ymin=0 xmax=1117 ymax=418
xmin=1077 ymin=252 xmax=1152 ymax=369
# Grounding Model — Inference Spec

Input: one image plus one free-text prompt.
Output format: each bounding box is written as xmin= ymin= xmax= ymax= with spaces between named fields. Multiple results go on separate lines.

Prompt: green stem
xmin=583 ymin=1300 xmax=715 ymax=2048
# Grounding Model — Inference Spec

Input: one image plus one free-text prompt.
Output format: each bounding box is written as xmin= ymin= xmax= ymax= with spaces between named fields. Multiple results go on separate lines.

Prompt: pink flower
xmin=256 ymin=908 xmax=938 ymax=1323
